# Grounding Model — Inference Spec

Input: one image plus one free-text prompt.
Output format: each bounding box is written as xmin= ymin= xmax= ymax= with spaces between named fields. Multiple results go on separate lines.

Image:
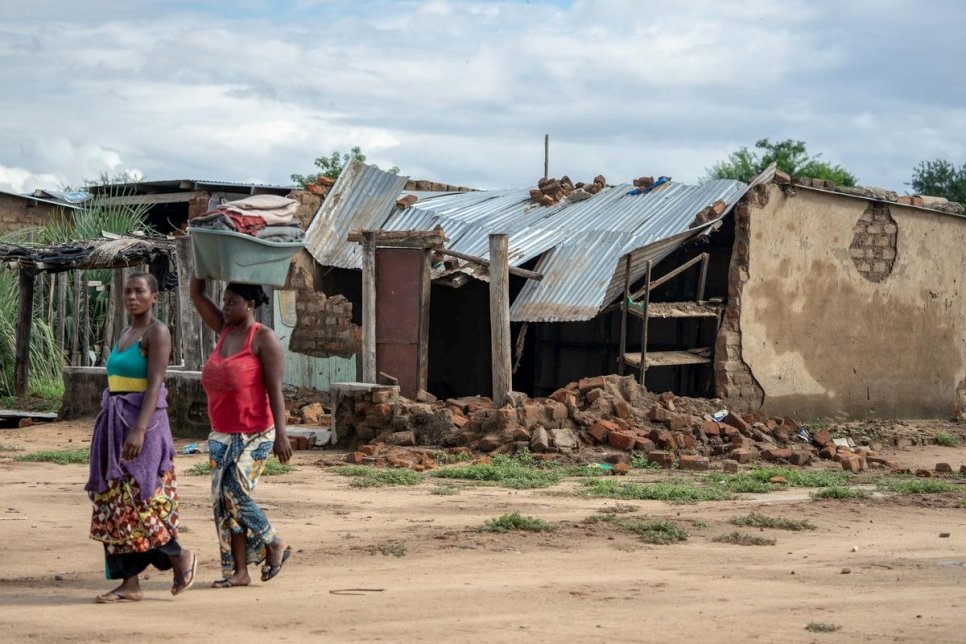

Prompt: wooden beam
xmin=489 ymin=234 xmax=512 ymax=407
xmin=347 ymin=228 xmax=445 ymax=247
xmin=639 ymin=260 xmax=652 ymax=387
xmin=56 ymin=272 xmax=67 ymax=352
xmin=697 ymin=253 xmax=709 ymax=301
xmin=80 ymin=273 xmax=90 ymax=366
xmin=618 ymin=254 xmax=630 ymax=376
xmin=71 ymin=270 xmax=82 ymax=365
xmin=14 ymin=271 xmax=35 ymax=397
xmin=175 ymin=236 xmax=204 ymax=370
xmin=95 ymin=191 xmax=201 ymax=206
xmin=361 ymin=231 xmax=377 ymax=383
xmin=435 ymin=247 xmax=544 ymax=281
xmin=631 ymin=252 xmax=708 ymax=300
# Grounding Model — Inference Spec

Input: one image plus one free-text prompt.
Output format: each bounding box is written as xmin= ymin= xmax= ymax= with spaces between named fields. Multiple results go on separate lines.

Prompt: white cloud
xmin=0 ymin=0 xmax=964 ymax=192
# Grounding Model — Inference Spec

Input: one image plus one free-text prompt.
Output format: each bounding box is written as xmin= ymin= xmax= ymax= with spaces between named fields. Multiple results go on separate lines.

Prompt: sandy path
xmin=1 ymin=419 xmax=965 ymax=643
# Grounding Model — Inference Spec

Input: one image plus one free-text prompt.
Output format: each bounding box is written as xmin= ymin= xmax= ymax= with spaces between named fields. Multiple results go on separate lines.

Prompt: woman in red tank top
xmin=191 ymin=277 xmax=292 ymax=588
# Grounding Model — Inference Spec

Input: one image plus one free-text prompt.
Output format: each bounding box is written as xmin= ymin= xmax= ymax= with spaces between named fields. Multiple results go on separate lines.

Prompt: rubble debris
xmin=529 ymin=174 xmax=607 ymax=206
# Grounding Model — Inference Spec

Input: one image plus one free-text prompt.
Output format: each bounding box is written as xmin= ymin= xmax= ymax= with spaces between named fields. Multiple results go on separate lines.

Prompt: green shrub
xmin=482 ymin=512 xmax=553 ymax=533
xmin=14 ymin=448 xmax=88 ymax=465
xmin=730 ymin=512 xmax=816 ymax=531
xmin=713 ymin=531 xmax=776 ymax=546
xmin=583 ymin=478 xmax=735 ymax=504
xmin=333 ymin=465 xmax=422 ymax=487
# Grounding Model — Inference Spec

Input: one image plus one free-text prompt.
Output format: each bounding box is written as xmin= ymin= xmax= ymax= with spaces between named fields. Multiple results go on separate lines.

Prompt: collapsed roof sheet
xmin=302 ymin=161 xmax=753 ymax=322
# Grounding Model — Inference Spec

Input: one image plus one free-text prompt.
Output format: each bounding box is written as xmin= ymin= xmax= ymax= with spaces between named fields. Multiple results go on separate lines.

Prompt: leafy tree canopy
xmin=705 ymin=138 xmax=857 ymax=187
xmin=291 ymin=146 xmax=399 ymax=188
xmin=910 ymin=159 xmax=966 ymax=206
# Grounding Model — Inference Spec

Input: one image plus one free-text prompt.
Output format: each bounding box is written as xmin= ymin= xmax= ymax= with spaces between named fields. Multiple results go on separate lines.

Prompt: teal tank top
xmin=106 ymin=336 xmax=150 ymax=393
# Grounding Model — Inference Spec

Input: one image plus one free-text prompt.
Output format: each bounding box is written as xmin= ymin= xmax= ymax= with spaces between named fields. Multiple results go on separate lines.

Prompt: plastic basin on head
xmin=189 ymin=227 xmax=304 ymax=286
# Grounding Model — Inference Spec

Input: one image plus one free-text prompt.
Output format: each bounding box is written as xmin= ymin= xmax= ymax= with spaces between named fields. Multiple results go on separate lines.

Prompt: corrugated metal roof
xmin=0 ymin=189 xmax=81 ymax=210
xmin=510 ymin=180 xmax=748 ymax=322
xmin=302 ymin=160 xmax=754 ymax=322
xmin=304 ymin=159 xmax=409 ymax=269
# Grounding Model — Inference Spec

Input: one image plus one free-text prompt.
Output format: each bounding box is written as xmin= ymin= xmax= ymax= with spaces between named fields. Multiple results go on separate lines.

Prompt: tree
xmin=291 ymin=146 xmax=400 ymax=188
xmin=910 ymin=159 xmax=966 ymax=205
xmin=705 ymin=138 xmax=857 ymax=187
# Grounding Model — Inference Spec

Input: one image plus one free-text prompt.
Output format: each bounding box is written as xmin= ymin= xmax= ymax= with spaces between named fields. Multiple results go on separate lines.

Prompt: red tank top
xmin=201 ymin=323 xmax=273 ymax=434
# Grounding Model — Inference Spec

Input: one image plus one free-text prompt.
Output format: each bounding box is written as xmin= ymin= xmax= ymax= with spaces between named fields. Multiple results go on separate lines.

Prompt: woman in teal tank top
xmin=85 ymin=273 xmax=197 ymax=602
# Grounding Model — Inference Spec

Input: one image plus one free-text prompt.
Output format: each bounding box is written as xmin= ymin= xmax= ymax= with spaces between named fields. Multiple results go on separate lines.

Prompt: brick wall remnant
xmin=288 ymin=266 xmax=361 ymax=359
xmin=849 ymin=202 xmax=897 ymax=282
xmin=713 ymin=187 xmax=765 ymax=411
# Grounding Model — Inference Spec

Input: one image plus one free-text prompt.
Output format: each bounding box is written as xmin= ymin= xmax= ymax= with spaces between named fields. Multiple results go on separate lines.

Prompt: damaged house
xmin=290 ymin=160 xmax=966 ymax=422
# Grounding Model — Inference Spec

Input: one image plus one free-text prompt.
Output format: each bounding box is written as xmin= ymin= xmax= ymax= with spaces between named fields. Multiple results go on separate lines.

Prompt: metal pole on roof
xmin=544 ymin=134 xmax=549 ymax=180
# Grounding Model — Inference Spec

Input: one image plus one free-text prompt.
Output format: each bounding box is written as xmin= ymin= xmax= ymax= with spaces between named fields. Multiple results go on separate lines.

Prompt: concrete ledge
xmin=62 ymin=367 xmax=212 ymax=439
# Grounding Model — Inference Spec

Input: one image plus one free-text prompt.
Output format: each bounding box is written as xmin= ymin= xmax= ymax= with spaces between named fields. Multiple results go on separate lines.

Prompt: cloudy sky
xmin=1 ymin=0 xmax=963 ymax=194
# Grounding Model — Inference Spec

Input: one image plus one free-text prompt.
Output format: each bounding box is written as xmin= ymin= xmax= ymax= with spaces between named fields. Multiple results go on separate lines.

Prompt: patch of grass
xmin=706 ymin=474 xmax=773 ymax=494
xmin=432 ymin=455 xmax=563 ymax=489
xmin=482 ymin=511 xmax=553 ymax=533
xmin=748 ymin=467 xmax=851 ymax=488
xmin=14 ymin=448 xmax=88 ymax=465
xmin=186 ymin=458 xmax=295 ymax=477
xmin=806 ymin=622 xmax=841 ymax=633
xmin=956 ymin=498 xmax=966 ymax=509
xmin=730 ymin=512 xmax=816 ymax=531
xmin=621 ymin=518 xmax=689 ymax=545
xmin=333 ymin=465 xmax=423 ymax=487
xmin=435 ymin=451 xmax=472 ymax=465
xmin=376 ymin=542 xmax=407 ymax=557
xmin=934 ymin=432 xmax=961 ymax=447
xmin=564 ymin=464 xmax=612 ymax=477
xmin=630 ymin=452 xmax=661 ymax=469
xmin=582 ymin=478 xmax=735 ymax=504
xmin=583 ymin=513 xmax=619 ymax=525
xmin=877 ymin=478 xmax=958 ymax=495
xmin=429 ymin=484 xmax=460 ymax=496
xmin=713 ymin=531 xmax=776 ymax=546
xmin=597 ymin=503 xmax=638 ymax=514
xmin=810 ymin=486 xmax=871 ymax=500
xmin=692 ymin=520 xmax=709 ymax=529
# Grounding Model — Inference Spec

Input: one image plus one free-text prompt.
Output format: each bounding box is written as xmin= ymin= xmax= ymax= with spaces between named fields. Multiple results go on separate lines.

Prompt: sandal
xmin=260 ymin=546 xmax=292 ymax=582
xmin=95 ymin=591 xmax=142 ymax=603
xmin=171 ymin=554 xmax=197 ymax=596
xmin=211 ymin=578 xmax=240 ymax=589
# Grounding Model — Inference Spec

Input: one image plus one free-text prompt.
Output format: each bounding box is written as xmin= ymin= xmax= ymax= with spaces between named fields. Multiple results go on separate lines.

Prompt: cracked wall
xmin=738 ymin=183 xmax=966 ymax=419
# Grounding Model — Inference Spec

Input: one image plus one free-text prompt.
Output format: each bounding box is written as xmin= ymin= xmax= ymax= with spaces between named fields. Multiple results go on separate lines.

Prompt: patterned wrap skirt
xmin=90 ymin=470 xmax=181 ymax=579
xmin=208 ymin=428 xmax=277 ymax=577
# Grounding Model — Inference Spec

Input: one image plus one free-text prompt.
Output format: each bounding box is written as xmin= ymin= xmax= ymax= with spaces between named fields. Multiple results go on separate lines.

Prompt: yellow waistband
xmin=107 ymin=375 xmax=148 ymax=393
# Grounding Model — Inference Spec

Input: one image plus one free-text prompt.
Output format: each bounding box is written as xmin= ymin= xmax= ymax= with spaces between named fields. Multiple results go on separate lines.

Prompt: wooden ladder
xmin=618 ymin=252 xmax=720 ymax=385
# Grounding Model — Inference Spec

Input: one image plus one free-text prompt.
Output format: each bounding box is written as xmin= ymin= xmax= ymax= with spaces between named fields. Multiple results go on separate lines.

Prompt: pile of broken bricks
xmin=529 ymin=174 xmax=606 ymax=206
xmin=327 ymin=374 xmax=916 ymax=473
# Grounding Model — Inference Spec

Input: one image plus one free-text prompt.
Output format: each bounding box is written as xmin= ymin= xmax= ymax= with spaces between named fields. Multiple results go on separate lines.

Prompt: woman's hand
xmin=122 ymin=426 xmax=147 ymax=460
xmin=273 ymin=434 xmax=293 ymax=464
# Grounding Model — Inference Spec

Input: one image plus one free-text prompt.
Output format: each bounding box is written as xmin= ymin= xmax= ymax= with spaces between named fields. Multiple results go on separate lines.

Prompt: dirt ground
xmin=1 ymin=418 xmax=965 ymax=643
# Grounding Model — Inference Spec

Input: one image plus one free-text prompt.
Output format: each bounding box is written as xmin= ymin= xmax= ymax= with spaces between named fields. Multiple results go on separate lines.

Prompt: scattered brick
xmin=679 ymin=455 xmax=710 ymax=471
xmin=608 ymin=430 xmax=637 ymax=451
xmin=935 ymin=463 xmax=953 ymax=473
xmin=647 ymin=451 xmax=674 ymax=468
xmin=722 ymin=459 xmax=739 ymax=473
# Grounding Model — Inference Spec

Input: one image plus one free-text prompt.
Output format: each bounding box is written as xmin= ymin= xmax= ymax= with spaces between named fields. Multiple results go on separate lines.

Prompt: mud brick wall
xmin=0 ymin=193 xmax=60 ymax=235
xmin=288 ymin=264 xmax=362 ymax=359
xmin=713 ymin=188 xmax=765 ymax=410
xmin=849 ymin=202 xmax=898 ymax=282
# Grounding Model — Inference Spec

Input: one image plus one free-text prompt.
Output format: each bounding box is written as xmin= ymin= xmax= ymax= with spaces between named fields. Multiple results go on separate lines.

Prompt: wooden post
xmin=56 ymin=273 xmax=67 ymax=353
xmin=71 ymin=270 xmax=82 ymax=365
xmin=639 ymin=260 xmax=652 ymax=387
xmin=618 ymin=254 xmax=631 ymax=376
xmin=696 ymin=252 xmax=709 ymax=301
xmin=361 ymin=231 xmax=377 ymax=383
xmin=489 ymin=234 xmax=512 ymax=407
xmin=101 ymin=275 xmax=115 ymax=365
xmin=543 ymin=134 xmax=549 ymax=180
xmin=175 ymin=236 xmax=204 ymax=370
xmin=111 ymin=269 xmax=127 ymax=351
xmin=80 ymin=274 xmax=90 ymax=366
xmin=14 ymin=270 xmax=35 ymax=397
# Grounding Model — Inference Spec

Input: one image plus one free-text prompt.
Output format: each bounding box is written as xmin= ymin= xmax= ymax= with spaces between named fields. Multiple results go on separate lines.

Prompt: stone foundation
xmin=61 ymin=367 xmax=211 ymax=439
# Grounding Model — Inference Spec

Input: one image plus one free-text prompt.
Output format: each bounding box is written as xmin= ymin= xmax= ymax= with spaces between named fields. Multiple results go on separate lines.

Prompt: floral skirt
xmin=90 ymin=469 xmax=179 ymax=555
